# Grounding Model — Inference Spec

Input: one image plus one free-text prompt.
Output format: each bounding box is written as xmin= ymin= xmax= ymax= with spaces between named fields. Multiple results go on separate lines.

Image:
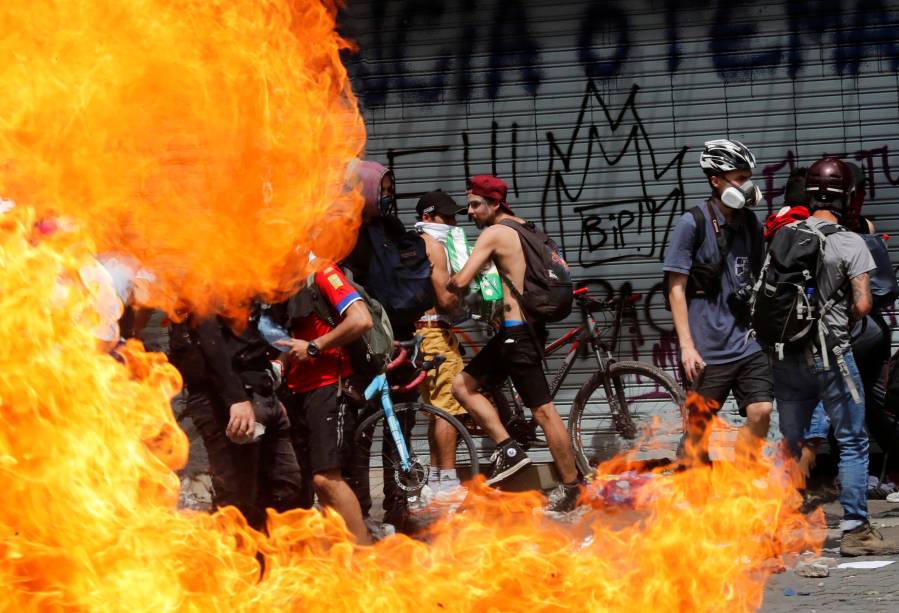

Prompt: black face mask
xmin=378 ymin=195 xmax=396 ymax=217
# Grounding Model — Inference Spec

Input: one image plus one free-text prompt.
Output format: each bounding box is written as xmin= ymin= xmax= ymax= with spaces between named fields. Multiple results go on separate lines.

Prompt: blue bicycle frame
xmin=364 ymin=374 xmax=414 ymax=473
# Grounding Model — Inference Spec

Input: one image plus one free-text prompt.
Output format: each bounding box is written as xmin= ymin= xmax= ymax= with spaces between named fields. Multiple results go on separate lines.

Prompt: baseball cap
xmin=415 ymin=190 xmax=465 ymax=218
xmin=467 ymin=175 xmax=511 ymax=210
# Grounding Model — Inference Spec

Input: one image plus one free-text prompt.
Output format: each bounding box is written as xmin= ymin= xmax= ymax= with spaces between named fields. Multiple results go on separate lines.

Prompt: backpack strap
xmin=305 ymin=272 xmax=338 ymax=329
xmin=807 ymin=222 xmax=862 ymax=401
xmin=305 ymin=272 xmax=351 ymax=391
xmin=806 ymin=221 xmax=851 ymax=319
xmin=499 ymin=218 xmax=542 ymax=239
xmin=742 ymin=208 xmax=764 ymax=277
xmin=497 ymin=221 xmax=537 ymax=304
xmin=662 ymin=206 xmax=708 ymax=310
xmin=704 ymin=200 xmax=728 ymax=251
xmin=688 ymin=205 xmax=707 ymax=259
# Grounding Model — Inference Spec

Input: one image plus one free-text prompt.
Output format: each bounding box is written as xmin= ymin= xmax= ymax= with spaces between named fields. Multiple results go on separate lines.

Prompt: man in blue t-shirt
xmin=663 ymin=139 xmax=773 ymax=462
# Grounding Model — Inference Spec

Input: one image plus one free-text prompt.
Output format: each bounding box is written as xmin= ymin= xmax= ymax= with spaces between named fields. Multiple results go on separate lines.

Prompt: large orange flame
xmin=0 ymin=0 xmax=364 ymax=315
xmin=0 ymin=2 xmax=820 ymax=611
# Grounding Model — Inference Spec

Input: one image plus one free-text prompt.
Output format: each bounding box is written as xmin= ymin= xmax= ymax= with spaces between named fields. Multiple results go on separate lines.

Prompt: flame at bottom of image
xmin=0 ymin=208 xmax=818 ymax=612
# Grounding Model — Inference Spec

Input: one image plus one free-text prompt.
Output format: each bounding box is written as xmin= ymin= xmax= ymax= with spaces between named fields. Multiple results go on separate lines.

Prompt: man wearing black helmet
xmin=663 ymin=139 xmax=772 ymax=463
xmin=840 ymin=162 xmax=898 ymax=455
xmin=772 ymin=156 xmax=898 ymax=556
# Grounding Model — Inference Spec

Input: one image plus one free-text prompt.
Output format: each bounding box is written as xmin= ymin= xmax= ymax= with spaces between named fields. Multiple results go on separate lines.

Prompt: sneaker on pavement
xmin=427 ymin=467 xmax=441 ymax=489
xmin=545 ymin=482 xmax=581 ymax=514
xmin=485 ymin=442 xmax=532 ymax=486
xmin=887 ymin=491 xmax=899 ymax=503
xmin=437 ymin=472 xmax=462 ymax=492
xmin=840 ymin=522 xmax=899 ymax=556
xmin=433 ymin=484 xmax=468 ymax=512
xmin=364 ymin=517 xmax=396 ymax=542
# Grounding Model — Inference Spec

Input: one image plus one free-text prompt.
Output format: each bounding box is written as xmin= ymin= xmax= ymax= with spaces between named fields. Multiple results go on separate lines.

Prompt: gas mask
xmin=720 ymin=179 xmax=762 ymax=209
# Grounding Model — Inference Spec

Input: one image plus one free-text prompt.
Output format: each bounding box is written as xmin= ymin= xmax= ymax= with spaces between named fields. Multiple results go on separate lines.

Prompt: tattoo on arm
xmin=850 ymin=272 xmax=871 ymax=318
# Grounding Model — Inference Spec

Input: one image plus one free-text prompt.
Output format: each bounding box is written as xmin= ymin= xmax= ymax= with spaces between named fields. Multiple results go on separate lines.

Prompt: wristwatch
xmin=306 ymin=340 xmax=321 ymax=358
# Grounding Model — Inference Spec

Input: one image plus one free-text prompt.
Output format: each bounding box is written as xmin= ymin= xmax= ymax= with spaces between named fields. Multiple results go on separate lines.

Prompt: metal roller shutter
xmin=340 ymin=0 xmax=899 ymax=461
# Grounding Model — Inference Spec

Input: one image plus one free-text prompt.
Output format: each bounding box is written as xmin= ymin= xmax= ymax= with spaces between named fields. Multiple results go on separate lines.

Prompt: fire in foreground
xmin=0 ymin=1 xmax=818 ymax=611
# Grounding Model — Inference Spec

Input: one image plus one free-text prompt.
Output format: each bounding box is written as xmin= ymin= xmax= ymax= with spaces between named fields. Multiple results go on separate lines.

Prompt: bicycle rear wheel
xmin=568 ymin=361 xmax=686 ymax=477
xmin=350 ymin=402 xmax=480 ymax=525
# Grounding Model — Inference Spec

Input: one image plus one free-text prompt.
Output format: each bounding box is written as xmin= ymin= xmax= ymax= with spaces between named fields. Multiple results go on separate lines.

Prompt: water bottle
xmin=257 ymin=312 xmax=291 ymax=349
xmin=805 ymin=287 xmax=816 ymax=318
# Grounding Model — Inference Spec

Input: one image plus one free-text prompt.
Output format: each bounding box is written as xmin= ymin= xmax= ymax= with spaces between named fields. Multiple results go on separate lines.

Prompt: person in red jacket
xmin=276 ymin=264 xmax=373 ymax=545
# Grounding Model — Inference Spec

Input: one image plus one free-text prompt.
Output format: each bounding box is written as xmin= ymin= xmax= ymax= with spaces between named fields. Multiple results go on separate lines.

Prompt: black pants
xmin=854 ymin=314 xmax=897 ymax=456
xmin=187 ymin=389 xmax=302 ymax=529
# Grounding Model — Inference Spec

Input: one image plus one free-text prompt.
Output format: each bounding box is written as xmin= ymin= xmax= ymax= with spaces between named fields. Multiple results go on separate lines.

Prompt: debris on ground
xmin=178 ymin=473 xmax=213 ymax=511
xmin=836 ymin=560 xmax=896 ymax=570
xmin=586 ymin=471 xmax=657 ymax=507
xmin=794 ymin=562 xmax=830 ymax=578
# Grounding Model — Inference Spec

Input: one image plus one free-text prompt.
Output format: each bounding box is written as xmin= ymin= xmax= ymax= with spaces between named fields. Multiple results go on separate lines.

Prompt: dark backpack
xmin=362 ymin=216 xmax=435 ymax=328
xmin=499 ymin=219 xmax=573 ymax=323
xmin=860 ymin=233 xmax=899 ymax=312
xmin=663 ymin=205 xmax=761 ymax=309
xmin=749 ymin=220 xmax=846 ymax=357
xmin=303 ymin=271 xmax=395 ymax=379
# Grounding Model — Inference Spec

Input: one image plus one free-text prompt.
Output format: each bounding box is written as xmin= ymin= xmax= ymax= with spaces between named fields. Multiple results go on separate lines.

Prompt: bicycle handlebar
xmin=387 ymin=347 xmax=408 ymax=372
xmin=574 ymin=287 xmax=641 ymax=311
xmin=390 ymin=370 xmax=427 ymax=394
xmin=386 ymin=336 xmax=425 ymax=372
xmin=394 ymin=338 xmax=421 ymax=351
xmin=385 ymin=336 xmax=446 ymax=393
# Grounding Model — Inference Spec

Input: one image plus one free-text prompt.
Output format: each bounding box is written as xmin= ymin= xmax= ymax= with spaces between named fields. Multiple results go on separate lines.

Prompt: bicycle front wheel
xmin=349 ymin=402 xmax=480 ymax=524
xmin=568 ymin=361 xmax=686 ymax=477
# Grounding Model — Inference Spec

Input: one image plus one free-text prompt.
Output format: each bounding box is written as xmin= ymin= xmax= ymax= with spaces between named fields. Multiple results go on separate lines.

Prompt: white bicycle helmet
xmin=699 ymin=139 xmax=756 ymax=176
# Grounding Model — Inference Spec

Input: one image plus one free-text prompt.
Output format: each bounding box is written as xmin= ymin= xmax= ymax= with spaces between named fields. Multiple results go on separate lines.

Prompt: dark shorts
xmin=285 ymin=383 xmax=356 ymax=475
xmin=463 ymin=324 xmax=551 ymax=408
xmin=692 ymin=350 xmax=774 ymax=415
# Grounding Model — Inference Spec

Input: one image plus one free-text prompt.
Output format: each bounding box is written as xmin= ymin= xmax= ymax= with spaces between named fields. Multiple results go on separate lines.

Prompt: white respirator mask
xmin=720 ymin=179 xmax=762 ymax=209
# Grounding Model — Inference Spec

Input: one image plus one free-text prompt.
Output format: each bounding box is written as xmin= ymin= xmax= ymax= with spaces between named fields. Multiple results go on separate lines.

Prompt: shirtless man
xmin=448 ymin=175 xmax=581 ymax=512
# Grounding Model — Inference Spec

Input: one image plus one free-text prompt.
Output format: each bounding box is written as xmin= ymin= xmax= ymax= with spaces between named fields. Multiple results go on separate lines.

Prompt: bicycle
xmin=349 ymin=336 xmax=480 ymax=525
xmin=474 ymin=286 xmax=687 ymax=477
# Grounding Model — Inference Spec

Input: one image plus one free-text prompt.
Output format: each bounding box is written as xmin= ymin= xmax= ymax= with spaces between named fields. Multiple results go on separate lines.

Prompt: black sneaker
xmin=545 ymin=482 xmax=581 ymax=514
xmin=485 ymin=442 xmax=532 ymax=486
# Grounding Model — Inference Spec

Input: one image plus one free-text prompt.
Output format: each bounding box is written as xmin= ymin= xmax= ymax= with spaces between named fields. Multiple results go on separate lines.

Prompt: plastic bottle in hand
xmin=258 ymin=312 xmax=290 ymax=349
